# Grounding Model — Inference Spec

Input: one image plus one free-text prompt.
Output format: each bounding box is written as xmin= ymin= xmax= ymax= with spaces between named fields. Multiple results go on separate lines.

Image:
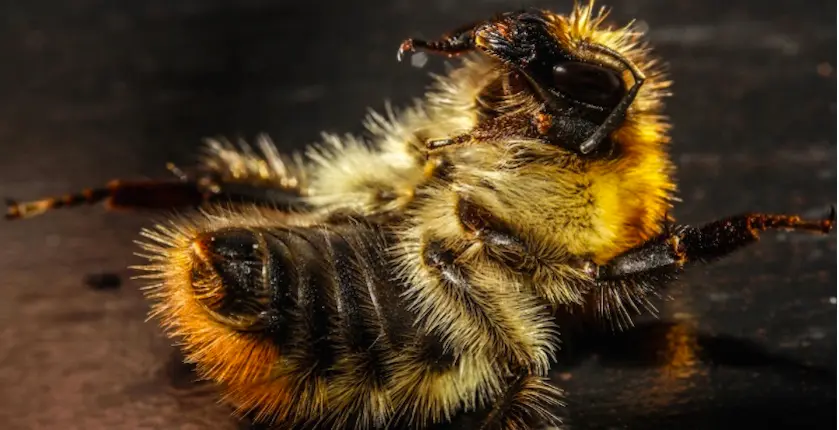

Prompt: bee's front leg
xmin=596 ymin=208 xmax=836 ymax=283
xmin=397 ymin=19 xmax=484 ymax=61
xmin=577 ymin=207 xmax=835 ymax=325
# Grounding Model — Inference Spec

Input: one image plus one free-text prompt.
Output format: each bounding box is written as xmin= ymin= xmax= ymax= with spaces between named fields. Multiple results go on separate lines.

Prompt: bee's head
xmin=399 ymin=1 xmax=670 ymax=157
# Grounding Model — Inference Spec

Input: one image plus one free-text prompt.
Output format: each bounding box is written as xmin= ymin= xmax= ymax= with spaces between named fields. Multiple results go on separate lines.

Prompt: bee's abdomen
xmin=275 ymin=224 xmax=416 ymax=370
xmin=189 ymin=221 xmax=430 ymax=426
xmin=194 ymin=222 xmax=413 ymax=362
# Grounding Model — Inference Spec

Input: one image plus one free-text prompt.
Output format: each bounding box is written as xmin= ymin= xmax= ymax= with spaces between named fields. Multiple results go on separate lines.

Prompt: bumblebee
xmin=6 ymin=1 xmax=834 ymax=429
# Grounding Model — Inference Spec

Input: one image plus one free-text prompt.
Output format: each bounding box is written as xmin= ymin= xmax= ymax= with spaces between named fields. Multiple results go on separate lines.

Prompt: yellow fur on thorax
xmin=586 ymin=149 xmax=674 ymax=263
xmin=551 ymin=0 xmax=676 ymax=259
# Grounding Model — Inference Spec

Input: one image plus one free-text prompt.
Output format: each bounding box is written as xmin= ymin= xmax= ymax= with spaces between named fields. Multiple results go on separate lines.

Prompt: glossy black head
xmin=398 ymin=9 xmax=645 ymax=156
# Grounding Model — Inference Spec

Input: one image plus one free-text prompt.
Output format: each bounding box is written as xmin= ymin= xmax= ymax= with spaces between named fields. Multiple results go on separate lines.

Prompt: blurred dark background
xmin=0 ymin=0 xmax=835 ymax=429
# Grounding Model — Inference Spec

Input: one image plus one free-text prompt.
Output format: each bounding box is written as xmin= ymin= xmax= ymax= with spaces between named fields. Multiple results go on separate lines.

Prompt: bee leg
xmin=5 ymin=179 xmax=308 ymax=221
xmin=4 ymin=180 xmax=209 ymax=220
xmin=457 ymin=197 xmax=528 ymax=253
xmin=477 ymin=372 xmax=564 ymax=430
xmin=397 ymin=20 xmax=482 ymax=61
xmin=597 ymin=208 xmax=836 ymax=282
xmin=426 ymin=113 xmax=538 ymax=152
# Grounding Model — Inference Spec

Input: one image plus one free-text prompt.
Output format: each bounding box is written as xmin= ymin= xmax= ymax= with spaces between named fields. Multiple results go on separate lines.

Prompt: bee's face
xmin=471 ymin=10 xmax=634 ymax=155
xmin=401 ymin=3 xmax=667 ymax=157
xmin=473 ymin=10 xmax=627 ymax=110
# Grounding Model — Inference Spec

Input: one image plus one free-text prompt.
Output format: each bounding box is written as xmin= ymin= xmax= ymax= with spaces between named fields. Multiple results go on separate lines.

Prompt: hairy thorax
xmin=419 ymin=138 xmax=674 ymax=267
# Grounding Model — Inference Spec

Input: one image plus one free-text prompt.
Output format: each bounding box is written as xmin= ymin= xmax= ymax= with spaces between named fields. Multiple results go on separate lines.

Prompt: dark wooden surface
xmin=0 ymin=1 xmax=835 ymax=429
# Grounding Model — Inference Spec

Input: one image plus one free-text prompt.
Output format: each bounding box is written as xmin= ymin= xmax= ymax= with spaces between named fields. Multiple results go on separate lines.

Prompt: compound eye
xmin=551 ymin=61 xmax=625 ymax=107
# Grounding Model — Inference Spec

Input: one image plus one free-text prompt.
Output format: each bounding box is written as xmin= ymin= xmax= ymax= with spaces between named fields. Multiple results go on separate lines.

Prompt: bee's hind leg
xmin=5 ymin=178 xmax=309 ymax=221
xmin=4 ymin=180 xmax=208 ymax=220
